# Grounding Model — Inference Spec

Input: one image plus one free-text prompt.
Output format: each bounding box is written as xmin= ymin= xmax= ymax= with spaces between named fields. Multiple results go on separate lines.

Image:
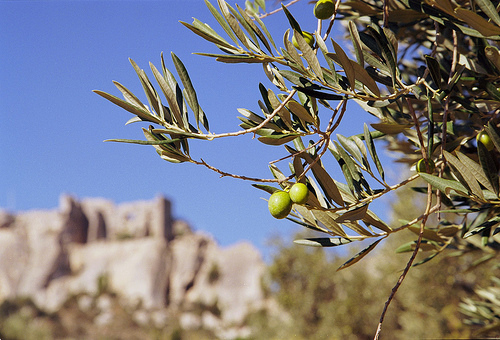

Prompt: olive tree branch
xmin=191 ymin=158 xmax=294 ymax=183
xmin=204 ymin=88 xmax=298 ymax=139
xmin=258 ymin=0 xmax=302 ymax=19
xmin=373 ymin=182 xmax=434 ymax=340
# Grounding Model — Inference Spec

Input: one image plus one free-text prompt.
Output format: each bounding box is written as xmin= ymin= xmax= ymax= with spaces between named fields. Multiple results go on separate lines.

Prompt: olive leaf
xmin=364 ymin=123 xmax=384 ymax=180
xmin=444 ymin=150 xmax=484 ymax=200
xmin=294 ymin=237 xmax=353 ymax=247
xmin=419 ymin=173 xmax=469 ymax=197
xmin=337 ymin=238 xmax=383 ymax=271
xmin=477 ymin=142 xmax=499 ymax=196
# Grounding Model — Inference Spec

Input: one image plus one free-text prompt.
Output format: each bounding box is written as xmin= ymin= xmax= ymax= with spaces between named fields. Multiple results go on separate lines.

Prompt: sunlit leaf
xmin=330 ymin=39 xmax=356 ymax=91
xmin=171 ymin=53 xmax=209 ymax=132
xmin=486 ymin=121 xmax=500 ymax=153
xmin=363 ymin=209 xmax=392 ymax=232
xmin=93 ymin=90 xmax=162 ymax=125
xmin=337 ymin=238 xmax=383 ymax=271
xmin=312 ymin=210 xmax=348 ymax=237
xmin=364 ymin=123 xmax=384 ymax=180
xmin=300 ymin=153 xmax=345 ymax=206
xmin=454 ymin=7 xmax=500 ymax=37
xmin=336 ymin=204 xmax=369 ymax=223
xmin=419 ymin=173 xmax=469 ymax=197
xmin=456 ymin=151 xmax=495 ymax=193
xmin=444 ymin=150 xmax=484 ymax=199
xmin=294 ymin=237 xmax=353 ymax=247
xmin=150 ymin=60 xmax=184 ymax=128
xmin=293 ymin=29 xmax=324 ymax=81
xmin=477 ymin=142 xmax=499 ymax=196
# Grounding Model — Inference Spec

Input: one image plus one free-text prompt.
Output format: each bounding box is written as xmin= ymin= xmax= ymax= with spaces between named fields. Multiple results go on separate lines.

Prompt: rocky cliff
xmin=0 ymin=195 xmax=276 ymax=339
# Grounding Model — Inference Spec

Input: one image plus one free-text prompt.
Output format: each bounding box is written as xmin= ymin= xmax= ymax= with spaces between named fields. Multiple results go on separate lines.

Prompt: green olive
xmin=314 ymin=0 xmax=335 ymax=20
xmin=477 ymin=131 xmax=495 ymax=151
xmin=289 ymin=183 xmax=309 ymax=205
xmin=292 ymin=31 xmax=315 ymax=49
xmin=416 ymin=158 xmax=435 ymax=174
xmin=268 ymin=191 xmax=293 ymax=219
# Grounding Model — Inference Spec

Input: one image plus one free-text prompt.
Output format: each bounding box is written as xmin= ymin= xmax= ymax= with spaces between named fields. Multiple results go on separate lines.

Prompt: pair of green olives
xmin=268 ymin=183 xmax=309 ymax=219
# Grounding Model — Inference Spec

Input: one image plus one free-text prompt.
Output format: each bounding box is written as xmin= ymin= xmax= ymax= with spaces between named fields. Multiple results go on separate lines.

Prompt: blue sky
xmin=1 ymin=0 xmax=398 ymax=259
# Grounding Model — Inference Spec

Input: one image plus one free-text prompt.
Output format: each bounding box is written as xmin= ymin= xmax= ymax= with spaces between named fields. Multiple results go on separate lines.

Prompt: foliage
xmin=95 ymin=0 xmax=500 ymax=336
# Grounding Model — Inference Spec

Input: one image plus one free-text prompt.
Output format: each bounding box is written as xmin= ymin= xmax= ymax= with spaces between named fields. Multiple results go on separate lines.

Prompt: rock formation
xmin=0 ymin=195 xmax=272 ymax=338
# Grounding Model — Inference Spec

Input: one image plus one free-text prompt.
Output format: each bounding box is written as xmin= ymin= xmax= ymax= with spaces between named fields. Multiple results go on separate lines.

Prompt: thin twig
xmin=206 ymin=89 xmax=297 ymax=139
xmin=192 ymin=158 xmax=294 ymax=183
xmin=258 ymin=0 xmax=301 ymax=19
xmin=373 ymin=182 xmax=434 ymax=339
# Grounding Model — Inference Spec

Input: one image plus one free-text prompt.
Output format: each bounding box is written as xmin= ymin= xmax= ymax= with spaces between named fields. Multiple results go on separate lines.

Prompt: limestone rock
xmin=0 ymin=194 xmax=273 ymax=337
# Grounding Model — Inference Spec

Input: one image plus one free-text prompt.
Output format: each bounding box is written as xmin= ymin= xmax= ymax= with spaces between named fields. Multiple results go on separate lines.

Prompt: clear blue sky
xmin=1 ymin=0 xmax=398 ymax=259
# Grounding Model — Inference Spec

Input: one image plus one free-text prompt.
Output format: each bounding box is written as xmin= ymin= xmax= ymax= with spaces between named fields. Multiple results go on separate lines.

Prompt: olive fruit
xmin=314 ymin=0 xmax=335 ymax=20
xmin=477 ymin=131 xmax=495 ymax=151
xmin=292 ymin=31 xmax=315 ymax=49
xmin=268 ymin=191 xmax=293 ymax=219
xmin=289 ymin=183 xmax=309 ymax=205
xmin=416 ymin=158 xmax=435 ymax=174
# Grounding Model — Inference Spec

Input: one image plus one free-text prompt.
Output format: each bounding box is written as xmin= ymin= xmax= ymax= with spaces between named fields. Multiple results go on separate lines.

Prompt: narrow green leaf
xmin=444 ymin=150 xmax=484 ymax=199
xmin=486 ymin=121 xmax=500 ymax=153
xmin=476 ymin=0 xmax=500 ymax=26
xmin=150 ymin=60 xmax=184 ymax=128
xmin=281 ymin=3 xmax=302 ymax=33
xmin=258 ymin=133 xmax=299 ymax=145
xmin=105 ymin=138 xmax=182 ymax=146
xmin=267 ymin=90 xmax=293 ymax=129
xmin=477 ymin=142 xmax=499 ymax=196
xmin=363 ymin=209 xmax=392 ymax=232
xmin=237 ymin=4 xmax=272 ymax=54
xmin=230 ymin=4 xmax=259 ymax=49
xmin=337 ymin=134 xmax=363 ymax=165
xmin=286 ymin=100 xmax=315 ymax=124
xmin=251 ymin=184 xmax=279 ymax=194
xmin=218 ymin=0 xmax=253 ymax=50
xmin=331 ymin=39 xmax=356 ymax=91
xmin=337 ymin=238 xmax=383 ymax=271
xmin=283 ymin=30 xmax=305 ymax=70
xmin=205 ymin=0 xmax=238 ymax=45
xmin=333 ymin=141 xmax=361 ymax=182
xmin=425 ymin=55 xmax=442 ymax=89
xmin=454 ymin=7 xmax=500 ymax=37
xmin=171 ymin=53 xmax=209 ymax=132
xmin=293 ymin=29 xmax=324 ymax=81
xmin=351 ymin=135 xmax=371 ymax=172
xmin=293 ymin=86 xmax=343 ymax=100
xmin=456 ymin=151 xmax=495 ymax=193
xmin=336 ymin=204 xmax=369 ymax=223
xmin=130 ymin=59 xmax=164 ymax=119
xmin=364 ymin=123 xmax=384 ymax=180
xmin=419 ymin=173 xmax=469 ymax=197
xmin=93 ymin=90 xmax=162 ymax=125
xmin=312 ymin=210 xmax=348 ymax=237
xmin=251 ymin=11 xmax=277 ymax=51
xmin=300 ymin=153 xmax=345 ymax=206
xmin=180 ymin=19 xmax=235 ymax=50
xmin=348 ymin=21 xmax=364 ymax=66
xmin=112 ymin=81 xmax=147 ymax=111
xmin=294 ymin=237 xmax=353 ymax=247
xmin=367 ymin=25 xmax=399 ymax=88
